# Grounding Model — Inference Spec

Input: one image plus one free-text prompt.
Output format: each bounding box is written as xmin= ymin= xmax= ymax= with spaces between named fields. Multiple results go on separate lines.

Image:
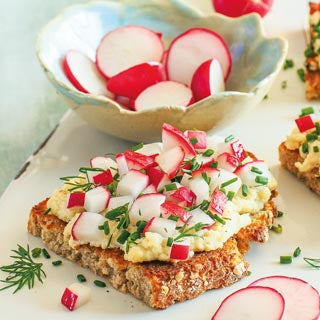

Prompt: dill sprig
xmin=174 ymin=221 xmax=206 ymax=242
xmin=0 ymin=245 xmax=46 ymax=293
xmin=304 ymin=257 xmax=320 ymax=269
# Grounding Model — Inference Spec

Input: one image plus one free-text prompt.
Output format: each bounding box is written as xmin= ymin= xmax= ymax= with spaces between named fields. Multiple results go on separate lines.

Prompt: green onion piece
xmin=201 ymin=172 xmax=211 ymax=185
xmin=136 ymin=220 xmax=147 ymax=233
xmin=280 ymin=256 xmax=292 ymax=264
xmin=212 ymin=214 xmax=226 ymax=225
xmin=31 ymin=248 xmax=42 ymax=258
xmin=263 ymin=94 xmax=268 ymax=100
xmin=164 ymin=183 xmax=178 ymax=192
xmin=168 ymin=215 xmax=179 ymax=222
xmin=283 ymin=59 xmax=294 ymax=70
xmin=167 ymin=237 xmax=173 ymax=247
xmin=44 ymin=208 xmax=51 ymax=215
xmin=107 ymin=234 xmax=113 ymax=248
xmin=117 ymin=230 xmax=130 ymax=244
xmin=271 ymin=224 xmax=282 ymax=234
xmin=314 ymin=146 xmax=319 ymax=153
xmin=227 ymin=191 xmax=235 ymax=201
xmin=303 ymin=257 xmax=320 ymax=269
xmin=52 ymin=260 xmax=62 ymax=266
xmin=255 ymin=176 xmax=268 ymax=185
xmin=300 ymin=106 xmax=314 ymax=117
xmin=221 ymin=177 xmax=238 ymax=188
xmin=210 ymin=161 xmax=218 ymax=168
xmin=250 ymin=166 xmax=263 ymax=174
xmin=130 ymin=232 xmax=141 ymax=242
xmin=304 ymin=47 xmax=313 ymax=58
xmin=293 ymin=247 xmax=301 ymax=258
xmin=306 ymin=133 xmax=318 ymax=142
xmin=242 ymin=184 xmax=248 ymax=197
xmin=224 ymin=134 xmax=234 ymax=143
xmin=247 ymin=270 xmax=252 ymax=276
xmin=281 ymin=80 xmax=287 ymax=89
xmin=200 ymin=200 xmax=210 ymax=211
xmin=42 ymin=248 xmax=50 ymax=259
xmin=105 ymin=203 xmax=129 ymax=220
xmin=102 ymin=221 xmax=110 ymax=235
xmin=190 ymin=137 xmax=198 ymax=145
xmin=297 ymin=68 xmax=305 ymax=82
xmin=277 ymin=211 xmax=284 ymax=218
xmin=77 ymin=274 xmax=86 ymax=283
xmin=131 ymin=142 xmax=144 ymax=152
xmin=94 ymin=280 xmax=106 ymax=288
xmin=203 ymin=149 xmax=214 ymax=157
xmin=302 ymin=142 xmax=309 ymax=154
xmin=113 ymin=173 xmax=120 ymax=181
xmin=316 ymin=122 xmax=320 ymax=135
xmin=79 ymin=167 xmax=104 ymax=174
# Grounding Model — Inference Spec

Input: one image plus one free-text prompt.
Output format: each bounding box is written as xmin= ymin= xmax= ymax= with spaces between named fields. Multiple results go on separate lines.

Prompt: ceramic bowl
xmin=36 ymin=0 xmax=287 ymax=142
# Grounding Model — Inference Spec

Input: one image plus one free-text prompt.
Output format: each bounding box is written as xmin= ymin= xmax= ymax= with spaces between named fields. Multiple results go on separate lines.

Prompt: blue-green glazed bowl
xmin=36 ymin=0 xmax=287 ymax=142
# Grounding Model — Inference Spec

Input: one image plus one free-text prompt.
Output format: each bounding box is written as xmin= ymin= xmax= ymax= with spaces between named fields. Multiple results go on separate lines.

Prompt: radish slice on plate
xmin=134 ymin=81 xmax=194 ymax=111
xmin=249 ymin=276 xmax=320 ymax=320
xmin=96 ymin=25 xmax=164 ymax=78
xmin=212 ymin=286 xmax=285 ymax=320
xmin=107 ymin=62 xmax=164 ymax=99
xmin=166 ymin=28 xmax=232 ymax=85
xmin=61 ymin=283 xmax=91 ymax=311
xmin=191 ymin=59 xmax=225 ymax=101
xmin=63 ymin=50 xmax=114 ymax=98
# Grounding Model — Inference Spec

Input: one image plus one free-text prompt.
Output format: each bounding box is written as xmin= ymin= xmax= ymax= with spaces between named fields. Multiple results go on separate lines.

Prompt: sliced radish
xmin=115 ymin=153 xmax=129 ymax=176
xmin=115 ymin=95 xmax=133 ymax=110
xmin=142 ymin=216 xmax=177 ymax=237
xmin=217 ymin=153 xmax=239 ymax=172
xmin=71 ymin=212 xmax=106 ymax=242
xmin=84 ymin=186 xmax=110 ymax=213
xmin=170 ymin=241 xmax=190 ymax=260
xmin=249 ymin=276 xmax=320 ymax=320
xmin=129 ymin=193 xmax=166 ymax=222
xmin=107 ymin=62 xmax=164 ymax=99
xmin=210 ymin=189 xmax=228 ymax=215
xmin=107 ymin=195 xmax=134 ymax=211
xmin=211 ymin=286 xmax=285 ymax=320
xmin=234 ymin=160 xmax=271 ymax=187
xmin=169 ymin=186 xmax=196 ymax=207
xmin=212 ymin=169 xmax=241 ymax=194
xmin=146 ymin=167 xmax=171 ymax=192
xmin=185 ymin=130 xmax=207 ymax=150
xmin=61 ymin=283 xmax=91 ymax=311
xmin=192 ymin=167 xmax=220 ymax=181
xmin=160 ymin=201 xmax=191 ymax=226
xmin=295 ymin=115 xmax=315 ymax=133
xmin=141 ymin=184 xmax=157 ymax=194
xmin=90 ymin=156 xmax=118 ymax=175
xmin=124 ymin=150 xmax=156 ymax=170
xmin=191 ymin=58 xmax=225 ymax=101
xmin=156 ymin=146 xmax=185 ymax=179
xmin=162 ymin=123 xmax=196 ymax=156
xmin=188 ymin=177 xmax=210 ymax=206
xmin=230 ymin=140 xmax=246 ymax=162
xmin=138 ymin=142 xmax=163 ymax=156
xmin=63 ymin=50 xmax=114 ymax=98
xmin=87 ymin=169 xmax=113 ymax=186
xmin=196 ymin=154 xmax=215 ymax=168
xmin=134 ymin=81 xmax=194 ymax=111
xmin=180 ymin=173 xmax=192 ymax=187
xmin=116 ymin=169 xmax=149 ymax=198
xmin=96 ymin=25 xmax=164 ymax=78
xmin=166 ymin=28 xmax=232 ymax=85
xmin=66 ymin=192 xmax=85 ymax=208
xmin=189 ymin=208 xmax=215 ymax=228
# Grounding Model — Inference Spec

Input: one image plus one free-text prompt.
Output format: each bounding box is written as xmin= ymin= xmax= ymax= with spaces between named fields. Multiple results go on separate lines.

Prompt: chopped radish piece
xmin=66 ymin=192 xmax=85 ymax=208
xmin=191 ymin=58 xmax=225 ymax=101
xmin=90 ymin=156 xmax=118 ymax=175
xmin=169 ymin=186 xmax=196 ymax=207
xmin=124 ymin=150 xmax=156 ymax=170
xmin=115 ymin=153 xmax=129 ymax=176
xmin=234 ymin=160 xmax=271 ymax=187
xmin=84 ymin=186 xmax=110 ymax=213
xmin=170 ymin=241 xmax=190 ymax=260
xmin=230 ymin=140 xmax=246 ymax=161
xmin=156 ymin=146 xmax=185 ymax=179
xmin=129 ymin=193 xmax=166 ymax=222
xmin=185 ymin=130 xmax=207 ymax=150
xmin=96 ymin=25 xmax=164 ymax=78
xmin=162 ymin=123 xmax=196 ymax=156
xmin=188 ymin=177 xmax=210 ymax=206
xmin=212 ymin=169 xmax=241 ymax=194
xmin=87 ymin=169 xmax=113 ymax=185
xmin=295 ymin=115 xmax=315 ymax=133
xmin=134 ymin=81 xmax=194 ymax=111
xmin=210 ymin=189 xmax=228 ymax=215
xmin=146 ymin=167 xmax=171 ymax=192
xmin=63 ymin=50 xmax=114 ymax=98
xmin=61 ymin=283 xmax=91 ymax=311
xmin=71 ymin=212 xmax=106 ymax=242
xmin=142 ymin=217 xmax=177 ymax=237
xmin=141 ymin=184 xmax=157 ymax=194
xmin=189 ymin=208 xmax=215 ymax=228
xmin=192 ymin=167 xmax=220 ymax=181
xmin=116 ymin=170 xmax=149 ymax=197
xmin=115 ymin=95 xmax=133 ymax=110
xmin=107 ymin=62 xmax=164 ymax=99
xmin=166 ymin=28 xmax=232 ymax=85
xmin=160 ymin=201 xmax=191 ymax=226
xmin=180 ymin=173 xmax=192 ymax=187
xmin=211 ymin=286 xmax=285 ymax=320
xmin=138 ymin=142 xmax=163 ymax=156
xmin=195 ymin=154 xmax=215 ymax=167
xmin=107 ymin=195 xmax=134 ymax=211
xmin=249 ymin=276 xmax=320 ymax=320
xmin=217 ymin=153 xmax=238 ymax=172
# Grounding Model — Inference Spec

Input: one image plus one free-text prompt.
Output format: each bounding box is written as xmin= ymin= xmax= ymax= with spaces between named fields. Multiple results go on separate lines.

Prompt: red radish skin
xmin=230 ymin=140 xmax=246 ymax=161
xmin=210 ymin=189 xmax=228 ymax=215
xmin=146 ymin=167 xmax=171 ymax=191
xmin=142 ymin=217 xmax=155 ymax=237
xmin=213 ymin=0 xmax=274 ymax=18
xmin=63 ymin=50 xmax=114 ymax=98
xmin=107 ymin=62 xmax=164 ymax=99
xmin=249 ymin=276 xmax=320 ymax=320
xmin=96 ymin=25 xmax=164 ymax=78
xmin=170 ymin=243 xmax=190 ymax=260
xmin=92 ymin=169 xmax=113 ymax=185
xmin=115 ymin=95 xmax=133 ymax=110
xmin=61 ymin=283 xmax=91 ymax=311
xmin=217 ymin=153 xmax=239 ymax=172
xmin=61 ymin=288 xmax=78 ymax=311
xmin=295 ymin=115 xmax=315 ymax=133
xmin=170 ymin=186 xmax=197 ymax=207
xmin=192 ymin=167 xmax=219 ymax=180
xmin=185 ymin=130 xmax=207 ymax=150
xmin=116 ymin=153 xmax=129 ymax=176
xmin=166 ymin=28 xmax=232 ymax=84
xmin=160 ymin=201 xmax=192 ymax=224
xmin=124 ymin=150 xmax=156 ymax=170
xmin=191 ymin=59 xmax=225 ymax=101
xmin=134 ymin=81 xmax=194 ymax=111
xmin=212 ymin=286 xmax=285 ymax=320
xmin=71 ymin=213 xmax=83 ymax=241
xmin=66 ymin=193 xmax=85 ymax=208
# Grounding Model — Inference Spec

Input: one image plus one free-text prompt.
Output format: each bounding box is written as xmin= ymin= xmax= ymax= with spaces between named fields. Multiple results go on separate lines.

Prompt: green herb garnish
xmin=210 ymin=161 xmax=218 ymax=168
xmin=105 ymin=203 xmax=129 ymax=220
xmin=31 ymin=248 xmax=42 ymax=258
xmin=302 ymin=142 xmax=309 ymax=154
xmin=52 ymin=260 xmax=62 ymax=266
xmin=98 ymin=221 xmax=110 ymax=235
xmin=136 ymin=220 xmax=147 ymax=233
xmin=255 ymin=176 xmax=268 ymax=185
xmin=250 ymin=166 xmax=262 ymax=174
xmin=131 ymin=142 xmax=144 ymax=152
xmin=281 ymin=80 xmax=287 ymax=89
xmin=271 ymin=224 xmax=282 ymax=234
xmin=304 ymin=47 xmax=313 ymax=58
xmin=77 ymin=274 xmax=86 ymax=283
xmin=280 ymin=256 xmax=292 ymax=264
xmin=277 ymin=211 xmax=284 ymax=217
xmin=167 ymin=237 xmax=174 ymax=247
xmin=283 ymin=59 xmax=294 ymax=70
xmin=221 ymin=177 xmax=238 ymax=188
xmin=304 ymin=257 xmax=320 ymax=269
xmin=43 ymin=208 xmax=51 ymax=215
xmin=224 ymin=134 xmax=234 ymax=143
xmin=242 ymin=184 xmax=248 ymax=197
xmin=313 ymin=146 xmax=319 ymax=153
xmin=297 ymin=68 xmax=305 ymax=82
xmin=300 ymin=106 xmax=314 ymax=117
xmin=174 ymin=222 xmax=205 ymax=242
xmin=164 ymin=183 xmax=178 ymax=192
xmin=201 ymin=172 xmax=211 ymax=185
xmin=203 ymin=149 xmax=214 ymax=157
xmin=293 ymin=247 xmax=301 ymax=258
xmin=210 ymin=213 xmax=226 ymax=225
xmin=306 ymin=133 xmax=318 ymax=142
xmin=42 ymin=249 xmax=50 ymax=259
xmin=227 ymin=191 xmax=235 ymax=201
xmin=200 ymin=200 xmax=210 ymax=211
xmin=94 ymin=280 xmax=106 ymax=288
xmin=190 ymin=138 xmax=198 ymax=145
xmin=117 ymin=230 xmax=130 ymax=244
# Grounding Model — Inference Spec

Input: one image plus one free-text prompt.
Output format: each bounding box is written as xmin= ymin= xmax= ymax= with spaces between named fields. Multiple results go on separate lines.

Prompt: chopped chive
xmin=242 ymin=184 xmax=248 ymax=197
xmin=283 ymin=59 xmax=294 ymax=70
xmin=79 ymin=167 xmax=105 ymax=174
xmin=52 ymin=260 xmax=62 ymax=266
xmin=281 ymin=80 xmax=287 ymax=89
xmin=255 ymin=176 xmax=268 ymax=185
xmin=99 ymin=221 xmax=110 ymax=235
xmin=203 ymin=149 xmax=214 ymax=157
xmin=263 ymin=94 xmax=268 ymax=100
xmin=224 ymin=134 xmax=234 ymax=143
xmin=168 ymin=215 xmax=179 ymax=222
xmin=117 ymin=230 xmax=130 ymax=244
xmin=293 ymin=247 xmax=301 ymax=258
xmin=302 ymin=142 xmax=309 ymax=154
xmin=316 ymin=122 xmax=320 ymax=135
xmin=190 ymin=137 xmax=198 ymax=145
xmin=304 ymin=47 xmax=313 ymax=58
xmin=210 ymin=161 xmax=218 ymax=168
xmin=113 ymin=173 xmax=120 ymax=181
xmin=313 ymin=146 xmax=319 ymax=153
xmin=201 ymin=172 xmax=211 ymax=185
xmin=107 ymin=234 xmax=113 ymax=248
xmin=129 ymin=232 xmax=140 ymax=242
xmin=227 ymin=191 xmax=235 ymax=201
xmin=42 ymin=248 xmax=50 ymax=259
xmin=211 ymin=214 xmax=226 ymax=225
xmin=77 ymin=274 xmax=86 ymax=283
xmin=131 ymin=142 xmax=144 ymax=152
xmin=94 ymin=280 xmax=106 ymax=288
xmin=280 ymin=256 xmax=292 ymax=264
xmin=44 ymin=208 xmax=51 ymax=215
xmin=271 ymin=224 xmax=282 ymax=234
xmin=300 ymin=106 xmax=314 ymax=117
xmin=105 ymin=203 xmax=129 ymax=220
xmin=164 ymin=183 xmax=178 ymax=192
xmin=247 ymin=271 xmax=252 ymax=276
xmin=297 ymin=68 xmax=305 ymax=82
xmin=306 ymin=133 xmax=318 ymax=142
xmin=136 ymin=220 xmax=147 ymax=233
xmin=167 ymin=237 xmax=173 ymax=247
xmin=221 ymin=177 xmax=238 ymax=188
xmin=277 ymin=211 xmax=284 ymax=218
xmin=200 ymin=200 xmax=210 ymax=211
xmin=31 ymin=248 xmax=42 ymax=258
xmin=250 ymin=166 xmax=263 ymax=174
xmin=303 ymin=257 xmax=320 ymax=269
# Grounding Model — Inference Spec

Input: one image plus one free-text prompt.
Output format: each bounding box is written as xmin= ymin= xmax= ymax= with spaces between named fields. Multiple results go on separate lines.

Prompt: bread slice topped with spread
xmin=28 ymin=123 xmax=278 ymax=309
